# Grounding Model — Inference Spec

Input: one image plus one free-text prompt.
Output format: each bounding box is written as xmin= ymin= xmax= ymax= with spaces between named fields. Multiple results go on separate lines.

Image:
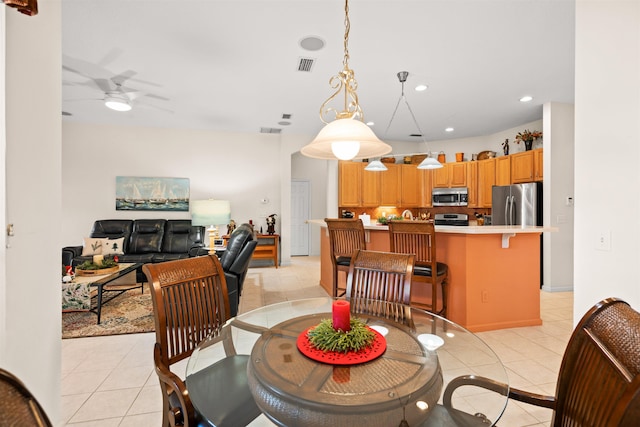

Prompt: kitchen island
xmin=309 ymin=219 xmax=555 ymax=332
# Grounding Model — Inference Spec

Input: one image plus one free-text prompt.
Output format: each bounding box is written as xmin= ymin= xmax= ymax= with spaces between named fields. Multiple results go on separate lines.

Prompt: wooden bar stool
xmin=388 ymin=220 xmax=449 ymax=318
xmin=324 ymin=218 xmax=366 ymax=297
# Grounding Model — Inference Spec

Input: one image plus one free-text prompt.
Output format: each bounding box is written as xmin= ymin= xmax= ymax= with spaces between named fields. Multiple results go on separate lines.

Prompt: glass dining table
xmin=186 ymin=297 xmax=510 ymax=426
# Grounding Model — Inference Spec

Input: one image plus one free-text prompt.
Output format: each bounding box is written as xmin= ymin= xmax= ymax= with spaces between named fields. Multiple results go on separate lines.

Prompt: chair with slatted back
xmin=143 ymin=255 xmax=260 ymax=427
xmin=0 ymin=368 xmax=52 ymax=427
xmin=345 ymin=249 xmax=415 ymax=327
xmin=388 ymin=220 xmax=449 ymax=318
xmin=324 ymin=218 xmax=366 ymax=297
xmin=441 ymin=298 xmax=640 ymax=426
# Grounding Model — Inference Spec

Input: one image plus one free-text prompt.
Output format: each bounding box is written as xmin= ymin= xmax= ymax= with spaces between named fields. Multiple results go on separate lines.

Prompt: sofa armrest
xmin=62 ymin=246 xmax=83 ymax=266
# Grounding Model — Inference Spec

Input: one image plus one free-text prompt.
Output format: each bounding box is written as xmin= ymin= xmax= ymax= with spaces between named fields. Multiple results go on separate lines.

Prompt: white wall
xmin=2 ymin=2 xmax=62 ymax=423
xmin=543 ymin=102 xmax=575 ymax=292
xmin=574 ymin=0 xmax=640 ymax=321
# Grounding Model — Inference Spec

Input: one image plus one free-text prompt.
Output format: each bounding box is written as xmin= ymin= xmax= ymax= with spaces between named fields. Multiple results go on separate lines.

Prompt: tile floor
xmin=61 ymin=256 xmax=573 ymax=427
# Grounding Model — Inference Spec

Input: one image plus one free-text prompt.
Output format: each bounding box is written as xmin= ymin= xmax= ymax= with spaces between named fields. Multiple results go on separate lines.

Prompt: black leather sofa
xmin=62 ymin=219 xmax=206 ymax=284
xmin=63 ymin=219 xmax=258 ymax=317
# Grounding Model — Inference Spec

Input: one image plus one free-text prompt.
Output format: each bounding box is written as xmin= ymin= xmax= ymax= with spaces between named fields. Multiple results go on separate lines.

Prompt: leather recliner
xmin=220 ymin=224 xmax=258 ymax=317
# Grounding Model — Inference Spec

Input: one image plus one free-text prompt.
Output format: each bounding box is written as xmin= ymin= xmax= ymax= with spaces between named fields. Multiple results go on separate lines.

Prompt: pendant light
xmin=301 ymin=0 xmax=391 ymax=161
xmin=366 ymin=71 xmax=442 ymax=170
xmin=364 ymin=159 xmax=388 ymax=171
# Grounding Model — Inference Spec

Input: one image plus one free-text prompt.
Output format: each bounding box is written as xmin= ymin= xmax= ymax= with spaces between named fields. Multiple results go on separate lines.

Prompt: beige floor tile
xmin=64 ymin=418 xmax=122 ymax=427
xmin=69 ymin=388 xmax=140 ymax=423
xmin=127 ymin=385 xmax=164 ymax=415
xmin=118 ymin=412 xmax=163 ymax=427
xmin=60 ymin=392 xmax=91 ymax=424
xmin=97 ymin=365 xmax=154 ymax=391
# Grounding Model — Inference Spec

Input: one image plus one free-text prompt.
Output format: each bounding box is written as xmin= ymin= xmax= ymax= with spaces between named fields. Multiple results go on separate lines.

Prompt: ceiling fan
xmin=63 ymin=53 xmax=170 ymax=113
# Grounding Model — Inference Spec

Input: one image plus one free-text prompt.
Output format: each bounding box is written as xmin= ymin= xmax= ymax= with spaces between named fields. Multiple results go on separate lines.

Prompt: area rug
xmin=62 ymin=288 xmax=154 ymax=339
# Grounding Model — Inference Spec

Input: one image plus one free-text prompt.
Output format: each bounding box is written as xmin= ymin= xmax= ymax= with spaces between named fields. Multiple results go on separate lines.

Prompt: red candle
xmin=332 ymin=300 xmax=351 ymax=331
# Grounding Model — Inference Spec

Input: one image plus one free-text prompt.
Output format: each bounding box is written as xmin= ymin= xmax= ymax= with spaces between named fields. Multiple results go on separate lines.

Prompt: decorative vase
xmin=524 ymin=140 xmax=533 ymax=151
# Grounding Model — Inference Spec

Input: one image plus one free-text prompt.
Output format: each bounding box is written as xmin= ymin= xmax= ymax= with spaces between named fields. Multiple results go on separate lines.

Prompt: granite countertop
xmin=307 ymin=219 xmax=557 ymax=234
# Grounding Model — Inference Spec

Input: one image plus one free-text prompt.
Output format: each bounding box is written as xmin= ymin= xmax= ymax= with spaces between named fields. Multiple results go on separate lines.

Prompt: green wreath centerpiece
xmin=306 ymin=318 xmax=376 ymax=353
xmin=77 ymin=256 xmax=119 ymax=270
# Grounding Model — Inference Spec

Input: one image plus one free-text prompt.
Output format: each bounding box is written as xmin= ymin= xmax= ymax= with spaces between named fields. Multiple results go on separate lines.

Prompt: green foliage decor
xmin=307 ymin=318 xmax=375 ymax=353
xmin=78 ymin=256 xmax=118 ymax=270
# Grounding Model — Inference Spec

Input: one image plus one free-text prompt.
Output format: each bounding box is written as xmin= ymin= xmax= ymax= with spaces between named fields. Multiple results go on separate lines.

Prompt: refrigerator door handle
xmin=508 ymin=195 xmax=515 ymax=225
xmin=504 ymin=197 xmax=509 ymax=226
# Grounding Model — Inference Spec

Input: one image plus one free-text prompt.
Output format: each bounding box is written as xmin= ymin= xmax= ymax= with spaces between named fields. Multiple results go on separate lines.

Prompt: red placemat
xmin=296 ymin=326 xmax=387 ymax=365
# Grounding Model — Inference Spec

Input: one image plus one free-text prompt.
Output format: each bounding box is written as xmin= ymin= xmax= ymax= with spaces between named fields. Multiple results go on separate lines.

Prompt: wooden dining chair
xmin=388 ymin=220 xmax=449 ymax=318
xmin=345 ymin=249 xmax=415 ymax=327
xmin=441 ymin=298 xmax=640 ymax=426
xmin=0 ymin=368 xmax=52 ymax=427
xmin=143 ymin=255 xmax=260 ymax=427
xmin=324 ymin=218 xmax=367 ymax=297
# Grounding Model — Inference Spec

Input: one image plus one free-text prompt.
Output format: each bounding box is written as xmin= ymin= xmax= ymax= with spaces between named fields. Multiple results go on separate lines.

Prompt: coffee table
xmin=69 ymin=263 xmax=143 ymax=324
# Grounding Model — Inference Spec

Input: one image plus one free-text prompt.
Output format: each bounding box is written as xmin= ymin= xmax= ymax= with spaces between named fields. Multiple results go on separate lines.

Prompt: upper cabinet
xmin=495 ymin=156 xmax=511 ymax=186
xmin=433 ymin=163 xmax=467 ymax=188
xmin=338 ymin=161 xmax=362 ymax=207
xmin=361 ymin=167 xmax=381 ymax=207
xmin=418 ymin=168 xmax=433 ymax=207
xmin=466 ymin=161 xmax=479 ymax=208
xmin=380 ymin=164 xmax=401 ymax=206
xmin=477 ymin=158 xmax=495 ymax=208
xmin=400 ymin=164 xmax=420 ymax=207
xmin=511 ymin=149 xmax=543 ymax=183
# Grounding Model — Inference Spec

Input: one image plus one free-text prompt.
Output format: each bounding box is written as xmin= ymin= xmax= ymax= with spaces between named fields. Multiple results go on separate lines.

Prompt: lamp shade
xmin=364 ymin=159 xmax=388 ymax=171
xmin=191 ymin=199 xmax=231 ymax=226
xmin=104 ymin=95 xmax=132 ymax=112
xmin=417 ymin=157 xmax=443 ymax=169
xmin=301 ymin=118 xmax=392 ymax=160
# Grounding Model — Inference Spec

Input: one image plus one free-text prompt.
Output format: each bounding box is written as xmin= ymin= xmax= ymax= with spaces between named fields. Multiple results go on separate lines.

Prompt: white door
xmin=291 ymin=180 xmax=310 ymax=256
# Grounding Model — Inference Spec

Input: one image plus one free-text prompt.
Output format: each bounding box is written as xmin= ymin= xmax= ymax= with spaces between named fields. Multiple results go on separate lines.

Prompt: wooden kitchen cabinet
xmin=361 ymin=167 xmax=381 ymax=207
xmin=432 ymin=163 xmax=450 ymax=187
xmin=338 ymin=161 xmax=361 ymax=207
xmin=495 ymin=156 xmax=511 ymax=185
xmin=466 ymin=160 xmax=478 ymax=208
xmin=477 ymin=158 xmax=495 ymax=208
xmin=400 ymin=164 xmax=419 ymax=207
xmin=534 ymin=149 xmax=543 ymax=181
xmin=380 ymin=163 xmax=400 ymax=206
xmin=449 ymin=162 xmax=467 ymax=187
xmin=511 ymin=150 xmax=535 ymax=183
xmin=419 ymin=168 xmax=433 ymax=207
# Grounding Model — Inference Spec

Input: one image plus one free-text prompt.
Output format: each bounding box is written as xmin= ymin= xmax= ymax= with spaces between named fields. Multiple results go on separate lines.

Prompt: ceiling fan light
xmin=417 ymin=156 xmax=443 ymax=169
xmin=301 ymin=118 xmax=391 ymax=160
xmin=104 ymin=96 xmax=132 ymax=112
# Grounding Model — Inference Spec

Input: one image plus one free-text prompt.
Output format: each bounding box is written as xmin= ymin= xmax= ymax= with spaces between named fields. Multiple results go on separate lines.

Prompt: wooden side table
xmin=222 ymin=233 xmax=279 ymax=268
xmin=253 ymin=234 xmax=279 ymax=268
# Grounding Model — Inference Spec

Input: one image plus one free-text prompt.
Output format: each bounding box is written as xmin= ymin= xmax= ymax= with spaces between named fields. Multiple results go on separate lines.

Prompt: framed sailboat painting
xmin=115 ymin=176 xmax=190 ymax=211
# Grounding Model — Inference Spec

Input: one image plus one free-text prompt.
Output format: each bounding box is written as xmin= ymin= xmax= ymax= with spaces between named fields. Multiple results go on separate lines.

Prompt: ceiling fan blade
xmin=93 ymin=78 xmax=113 ymax=93
xmin=138 ymin=102 xmax=174 ymax=113
xmin=143 ymin=93 xmax=171 ymax=102
xmin=97 ymin=48 xmax=123 ymax=67
xmin=63 ymin=98 xmax=103 ymax=102
xmin=111 ymin=70 xmax=137 ymax=86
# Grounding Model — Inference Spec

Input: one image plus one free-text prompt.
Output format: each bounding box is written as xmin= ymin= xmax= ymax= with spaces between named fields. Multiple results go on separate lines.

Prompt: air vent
xmin=260 ymin=127 xmax=282 ymax=134
xmin=409 ymin=133 xmax=423 ymax=137
xmin=62 ymin=111 xmax=72 ymax=116
xmin=297 ymin=57 xmax=315 ymax=72
xmin=282 ymin=113 xmax=292 ymax=119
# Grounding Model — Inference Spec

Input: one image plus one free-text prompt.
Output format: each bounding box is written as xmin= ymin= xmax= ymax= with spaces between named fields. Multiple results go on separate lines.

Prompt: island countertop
xmin=311 ymin=218 xmax=556 ymax=332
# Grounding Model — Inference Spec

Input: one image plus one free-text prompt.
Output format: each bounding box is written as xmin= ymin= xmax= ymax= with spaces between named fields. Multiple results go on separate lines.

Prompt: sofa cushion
xmin=91 ymin=220 xmax=134 ymax=253
xmin=128 ymin=219 xmax=166 ymax=254
xmin=81 ymin=237 xmax=104 ymax=256
xmin=102 ymin=237 xmax=125 ymax=255
xmin=162 ymin=220 xmax=205 ymax=254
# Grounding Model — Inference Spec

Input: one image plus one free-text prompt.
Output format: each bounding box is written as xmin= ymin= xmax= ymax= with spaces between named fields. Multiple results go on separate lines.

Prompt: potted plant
xmin=514 ymin=129 xmax=542 ymax=151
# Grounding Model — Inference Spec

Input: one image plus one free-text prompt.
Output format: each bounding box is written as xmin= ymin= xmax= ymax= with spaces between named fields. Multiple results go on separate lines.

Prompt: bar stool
xmin=324 ymin=218 xmax=366 ymax=297
xmin=388 ymin=220 xmax=449 ymax=318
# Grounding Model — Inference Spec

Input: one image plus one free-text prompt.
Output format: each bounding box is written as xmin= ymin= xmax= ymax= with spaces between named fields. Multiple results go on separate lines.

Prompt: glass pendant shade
xmin=301 ymin=118 xmax=392 ymax=160
xmin=417 ymin=156 xmax=443 ymax=169
xmin=364 ymin=159 xmax=388 ymax=171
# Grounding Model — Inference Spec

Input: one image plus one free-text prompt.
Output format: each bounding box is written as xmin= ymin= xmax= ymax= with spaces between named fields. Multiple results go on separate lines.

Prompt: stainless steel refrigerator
xmin=491 ymin=182 xmax=542 ymax=226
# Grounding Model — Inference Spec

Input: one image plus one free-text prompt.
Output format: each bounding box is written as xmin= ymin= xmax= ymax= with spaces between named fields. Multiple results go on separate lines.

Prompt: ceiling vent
xmin=260 ymin=127 xmax=282 ymax=134
xmin=282 ymin=113 xmax=292 ymax=119
xmin=297 ymin=57 xmax=315 ymax=72
xmin=410 ymin=133 xmax=423 ymax=137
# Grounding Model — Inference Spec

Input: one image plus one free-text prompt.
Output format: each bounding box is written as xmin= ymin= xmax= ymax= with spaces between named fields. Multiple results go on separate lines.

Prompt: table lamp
xmin=191 ymin=199 xmax=231 ymax=250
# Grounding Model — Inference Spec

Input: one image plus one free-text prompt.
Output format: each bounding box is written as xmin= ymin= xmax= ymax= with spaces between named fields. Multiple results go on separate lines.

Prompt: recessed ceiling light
xmin=366 ymin=121 xmax=375 ymax=126
xmin=520 ymin=95 xmax=533 ymax=102
xmin=445 ymin=127 xmax=454 ymax=132
xmin=278 ymin=121 xmax=291 ymax=126
xmin=299 ymin=36 xmax=325 ymax=51
xmin=415 ymin=84 xmax=428 ymax=92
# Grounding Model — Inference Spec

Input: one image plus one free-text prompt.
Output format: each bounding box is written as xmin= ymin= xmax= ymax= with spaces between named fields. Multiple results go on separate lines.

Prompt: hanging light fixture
xmin=364 ymin=159 xmax=388 ymax=171
xmin=368 ymin=71 xmax=442 ymax=170
xmin=301 ymin=0 xmax=391 ymax=161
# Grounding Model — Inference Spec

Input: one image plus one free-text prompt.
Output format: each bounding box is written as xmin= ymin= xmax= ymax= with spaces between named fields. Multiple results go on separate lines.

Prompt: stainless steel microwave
xmin=432 ymin=187 xmax=469 ymax=206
